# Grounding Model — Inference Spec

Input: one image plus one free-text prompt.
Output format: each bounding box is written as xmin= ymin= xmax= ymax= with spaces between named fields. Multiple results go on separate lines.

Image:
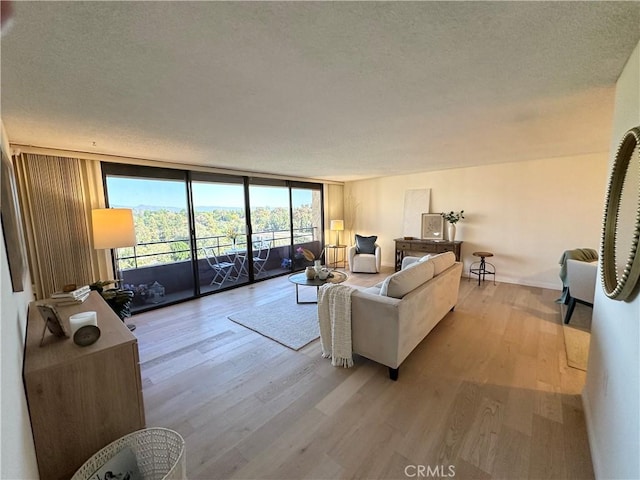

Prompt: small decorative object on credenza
xmin=36 ymin=304 xmax=68 ymax=346
xmin=441 ymin=210 xmax=465 ymax=242
xmin=69 ymin=311 xmax=101 ymax=346
xmin=37 ymin=296 xmax=103 ymax=347
xmin=48 ymin=284 xmax=91 ymax=306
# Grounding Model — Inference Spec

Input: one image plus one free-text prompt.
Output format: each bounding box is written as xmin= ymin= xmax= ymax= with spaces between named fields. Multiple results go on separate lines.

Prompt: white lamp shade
xmin=92 ymin=208 xmax=136 ymax=249
xmin=330 ymin=219 xmax=344 ymax=231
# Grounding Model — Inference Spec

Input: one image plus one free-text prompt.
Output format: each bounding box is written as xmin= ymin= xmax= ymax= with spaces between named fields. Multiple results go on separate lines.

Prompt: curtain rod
xmin=10 ymin=144 xmax=344 ymax=186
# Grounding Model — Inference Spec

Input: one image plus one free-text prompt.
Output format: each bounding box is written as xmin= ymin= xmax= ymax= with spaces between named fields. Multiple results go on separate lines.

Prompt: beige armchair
xmin=347 ymin=244 xmax=381 ymax=273
xmin=564 ymin=258 xmax=598 ymax=324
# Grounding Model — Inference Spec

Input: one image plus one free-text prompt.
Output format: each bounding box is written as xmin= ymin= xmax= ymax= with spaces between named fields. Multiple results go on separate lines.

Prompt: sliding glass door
xmin=191 ymin=173 xmax=249 ymax=293
xmin=291 ymin=185 xmax=323 ymax=270
xmin=103 ymin=165 xmax=195 ymax=312
xmin=247 ymin=180 xmax=324 ymax=280
xmin=248 ymin=181 xmax=291 ymax=280
xmin=102 ymin=164 xmax=324 ymax=312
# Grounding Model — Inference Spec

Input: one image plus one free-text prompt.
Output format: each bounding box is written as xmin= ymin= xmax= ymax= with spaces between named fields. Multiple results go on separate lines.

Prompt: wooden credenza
xmin=23 ymin=292 xmax=145 ymax=480
xmin=394 ymin=238 xmax=463 ymax=271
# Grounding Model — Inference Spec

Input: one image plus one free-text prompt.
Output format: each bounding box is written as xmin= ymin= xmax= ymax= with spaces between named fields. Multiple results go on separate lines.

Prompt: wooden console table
xmin=23 ymin=292 xmax=145 ymax=480
xmin=394 ymin=238 xmax=463 ymax=271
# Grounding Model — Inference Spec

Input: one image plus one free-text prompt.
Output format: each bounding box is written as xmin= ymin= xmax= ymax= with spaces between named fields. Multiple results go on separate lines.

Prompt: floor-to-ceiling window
xmin=291 ymin=184 xmax=323 ymax=269
xmin=102 ymin=164 xmax=324 ymax=313
xmin=103 ymin=165 xmax=195 ymax=312
xmin=248 ymin=180 xmax=292 ymax=281
xmin=191 ymin=173 xmax=249 ymax=293
xmin=247 ymin=180 xmax=324 ymax=280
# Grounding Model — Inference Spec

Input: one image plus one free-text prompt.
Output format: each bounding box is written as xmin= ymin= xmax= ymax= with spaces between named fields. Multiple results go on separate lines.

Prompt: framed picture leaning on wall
xmin=421 ymin=213 xmax=444 ymax=241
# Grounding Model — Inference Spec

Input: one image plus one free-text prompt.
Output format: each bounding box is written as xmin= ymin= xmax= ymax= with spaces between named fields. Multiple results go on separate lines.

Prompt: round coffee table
xmin=288 ymin=270 xmax=348 ymax=304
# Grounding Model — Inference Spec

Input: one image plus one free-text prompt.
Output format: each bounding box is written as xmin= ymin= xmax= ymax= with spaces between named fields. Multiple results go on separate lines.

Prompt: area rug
xmin=228 ymin=299 xmax=319 ymax=350
xmin=560 ymin=302 xmax=592 ymax=371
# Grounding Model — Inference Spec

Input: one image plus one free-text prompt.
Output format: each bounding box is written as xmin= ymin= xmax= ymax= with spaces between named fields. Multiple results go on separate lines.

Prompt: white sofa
xmin=347 ymin=251 xmax=463 ymax=380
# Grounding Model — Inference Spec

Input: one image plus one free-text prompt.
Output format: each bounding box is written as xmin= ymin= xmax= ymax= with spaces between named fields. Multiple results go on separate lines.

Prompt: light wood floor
xmin=133 ymin=269 xmax=594 ymax=480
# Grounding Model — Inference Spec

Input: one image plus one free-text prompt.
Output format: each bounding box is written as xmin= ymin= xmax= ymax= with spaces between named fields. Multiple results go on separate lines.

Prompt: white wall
xmin=345 ymin=152 xmax=607 ymax=289
xmin=0 ymin=121 xmax=39 ymax=479
xmin=584 ymin=41 xmax=640 ymax=480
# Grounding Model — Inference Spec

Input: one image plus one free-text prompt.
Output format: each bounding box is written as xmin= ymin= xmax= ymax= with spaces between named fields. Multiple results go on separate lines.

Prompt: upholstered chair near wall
xmin=347 ymin=234 xmax=381 ymax=273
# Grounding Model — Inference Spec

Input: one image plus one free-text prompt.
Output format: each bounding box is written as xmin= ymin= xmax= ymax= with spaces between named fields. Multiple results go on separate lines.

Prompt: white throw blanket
xmin=317 ymin=283 xmax=355 ymax=368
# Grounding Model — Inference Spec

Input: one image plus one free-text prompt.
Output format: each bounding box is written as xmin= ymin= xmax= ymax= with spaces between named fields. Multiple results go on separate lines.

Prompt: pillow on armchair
xmin=355 ymin=235 xmax=377 ymax=254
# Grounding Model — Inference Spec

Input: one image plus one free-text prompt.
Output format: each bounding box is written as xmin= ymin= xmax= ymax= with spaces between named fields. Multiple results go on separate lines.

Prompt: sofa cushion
xmin=380 ymin=258 xmax=435 ymax=298
xmin=355 ymin=234 xmax=377 ymax=254
xmin=362 ymin=285 xmax=382 ymax=295
xmin=431 ymin=251 xmax=456 ymax=276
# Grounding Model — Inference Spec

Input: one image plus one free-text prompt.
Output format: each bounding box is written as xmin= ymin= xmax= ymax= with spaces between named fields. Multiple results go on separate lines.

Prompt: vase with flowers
xmin=226 ymin=226 xmax=239 ymax=248
xmin=296 ymin=246 xmax=325 ymax=277
xmin=441 ymin=210 xmax=465 ymax=242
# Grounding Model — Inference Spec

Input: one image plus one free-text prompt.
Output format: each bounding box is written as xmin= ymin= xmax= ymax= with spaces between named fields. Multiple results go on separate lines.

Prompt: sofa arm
xmin=351 ymin=290 xmax=402 ymax=367
xmin=374 ymin=244 xmax=382 ymax=271
xmin=566 ymin=259 xmax=598 ymax=304
xmin=347 ymin=245 xmax=357 ymax=269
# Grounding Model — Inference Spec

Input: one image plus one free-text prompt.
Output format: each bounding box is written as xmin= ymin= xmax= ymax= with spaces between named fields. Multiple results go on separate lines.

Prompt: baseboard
xmin=461 ymin=274 xmax=561 ymax=291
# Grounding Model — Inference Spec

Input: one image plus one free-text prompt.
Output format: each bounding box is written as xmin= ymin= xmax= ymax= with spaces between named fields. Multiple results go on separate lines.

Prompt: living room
xmin=2 ymin=2 xmax=639 ymax=479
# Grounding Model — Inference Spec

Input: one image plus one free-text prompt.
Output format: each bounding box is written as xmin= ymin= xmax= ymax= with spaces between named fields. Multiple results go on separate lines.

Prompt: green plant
xmin=90 ymin=280 xmax=134 ymax=320
xmin=442 ymin=210 xmax=465 ymax=224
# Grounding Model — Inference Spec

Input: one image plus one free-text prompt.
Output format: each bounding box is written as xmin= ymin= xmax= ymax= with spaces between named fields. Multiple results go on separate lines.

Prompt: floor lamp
xmin=92 ymin=208 xmax=137 ymax=331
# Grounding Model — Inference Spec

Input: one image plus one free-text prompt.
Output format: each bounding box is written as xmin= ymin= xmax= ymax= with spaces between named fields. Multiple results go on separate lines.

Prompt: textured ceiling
xmin=2 ymin=1 xmax=639 ymax=182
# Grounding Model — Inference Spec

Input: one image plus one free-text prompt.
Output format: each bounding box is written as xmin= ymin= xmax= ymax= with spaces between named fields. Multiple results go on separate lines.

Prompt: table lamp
xmin=330 ymin=219 xmax=344 ymax=246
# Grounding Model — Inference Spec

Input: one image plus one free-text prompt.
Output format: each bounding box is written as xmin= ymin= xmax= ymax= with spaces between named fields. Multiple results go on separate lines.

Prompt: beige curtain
xmin=14 ymin=153 xmax=111 ymax=299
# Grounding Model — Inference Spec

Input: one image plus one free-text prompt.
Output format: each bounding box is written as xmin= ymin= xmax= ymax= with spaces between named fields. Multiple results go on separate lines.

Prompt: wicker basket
xmin=71 ymin=427 xmax=186 ymax=480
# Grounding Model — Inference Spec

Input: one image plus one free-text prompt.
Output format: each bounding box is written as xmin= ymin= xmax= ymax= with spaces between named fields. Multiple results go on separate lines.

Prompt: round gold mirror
xmin=600 ymin=126 xmax=640 ymax=300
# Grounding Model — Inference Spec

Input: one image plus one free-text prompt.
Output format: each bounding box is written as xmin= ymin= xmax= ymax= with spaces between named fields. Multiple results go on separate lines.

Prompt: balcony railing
xmin=118 ymin=228 xmax=323 ymax=312
xmin=118 ymin=227 xmax=317 ymax=270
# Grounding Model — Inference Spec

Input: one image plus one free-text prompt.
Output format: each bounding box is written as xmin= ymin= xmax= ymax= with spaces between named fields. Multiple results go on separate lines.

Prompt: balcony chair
xmin=252 ymin=240 xmax=271 ymax=278
xmin=202 ymin=247 xmax=235 ymax=287
xmin=347 ymin=234 xmax=381 ymax=273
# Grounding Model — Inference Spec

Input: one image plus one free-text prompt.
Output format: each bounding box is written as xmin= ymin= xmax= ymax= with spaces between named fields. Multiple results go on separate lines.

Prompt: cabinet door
xmin=25 ymin=343 xmax=145 ymax=480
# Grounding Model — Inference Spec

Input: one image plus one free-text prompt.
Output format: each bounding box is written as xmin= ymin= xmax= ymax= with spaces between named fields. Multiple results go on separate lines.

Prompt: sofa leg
xmin=564 ymin=297 xmax=576 ymax=324
xmin=388 ymin=367 xmax=399 ymax=381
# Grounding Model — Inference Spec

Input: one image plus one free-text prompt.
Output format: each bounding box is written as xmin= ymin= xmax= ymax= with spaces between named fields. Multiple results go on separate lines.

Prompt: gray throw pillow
xmin=355 ymin=234 xmax=377 ymax=254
